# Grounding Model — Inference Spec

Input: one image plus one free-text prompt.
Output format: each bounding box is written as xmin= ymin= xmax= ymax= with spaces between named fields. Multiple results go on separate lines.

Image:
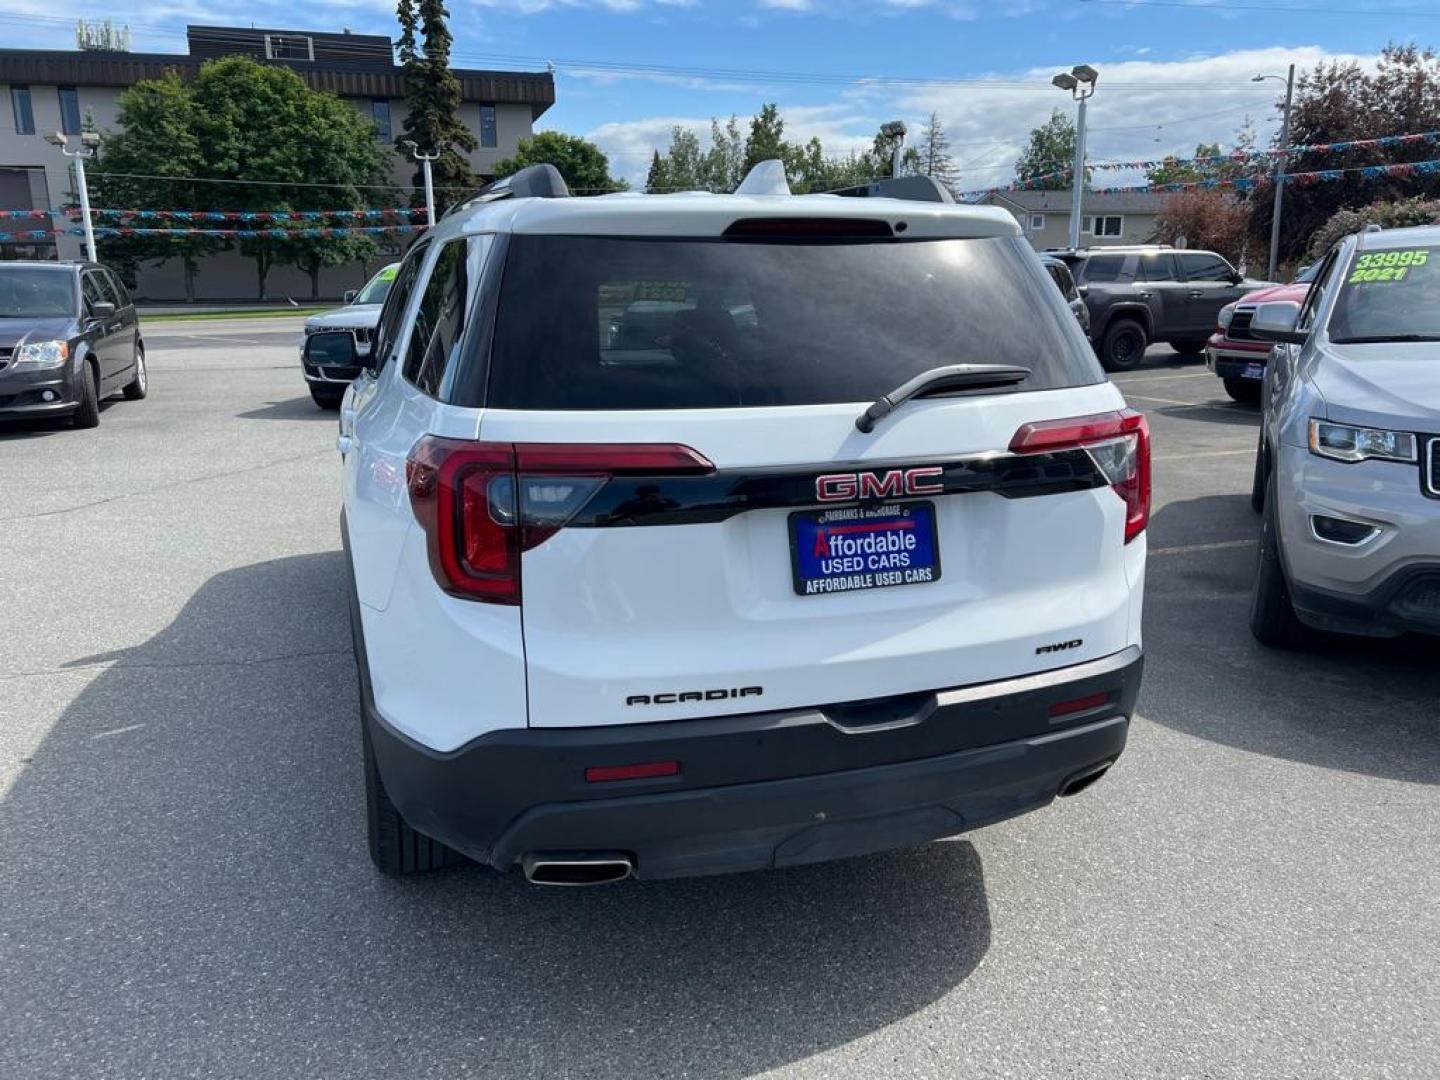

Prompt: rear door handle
xmin=1187 ymin=290 xmax=1204 ymax=299
xmin=1137 ymin=291 xmax=1152 ymax=299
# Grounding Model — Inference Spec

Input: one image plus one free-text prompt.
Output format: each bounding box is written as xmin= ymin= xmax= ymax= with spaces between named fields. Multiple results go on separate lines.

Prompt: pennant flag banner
xmin=1089 ymin=156 xmax=1440 ymax=196
xmin=0 ymin=209 xmax=54 ymax=221
xmin=82 ymin=207 xmax=430 ymax=223
xmin=82 ymin=224 xmax=430 ymax=239
xmin=0 ymin=229 xmax=65 ymax=241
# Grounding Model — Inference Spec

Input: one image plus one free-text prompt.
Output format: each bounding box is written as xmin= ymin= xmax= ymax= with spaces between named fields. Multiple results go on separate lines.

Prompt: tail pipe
xmin=521 ymin=852 xmax=634 ymax=887
xmin=1058 ymin=758 xmax=1115 ymax=798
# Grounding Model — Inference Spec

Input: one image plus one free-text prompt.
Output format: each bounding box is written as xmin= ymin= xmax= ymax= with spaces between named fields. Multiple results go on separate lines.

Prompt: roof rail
xmin=829 ymin=176 xmax=956 ymax=204
xmin=442 ymin=163 xmax=570 ymax=219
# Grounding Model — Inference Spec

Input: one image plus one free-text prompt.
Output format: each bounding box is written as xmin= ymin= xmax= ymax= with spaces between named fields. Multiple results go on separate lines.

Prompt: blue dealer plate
xmin=1242 ymin=362 xmax=1265 ymax=380
xmin=789 ymin=501 xmax=941 ymax=596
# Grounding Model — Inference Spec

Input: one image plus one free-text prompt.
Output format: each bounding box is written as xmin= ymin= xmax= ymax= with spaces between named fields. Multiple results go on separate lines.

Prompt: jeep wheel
xmin=310 ymin=384 xmax=344 ymax=410
xmin=1099 ymin=319 xmax=1147 ymax=372
xmin=1249 ymin=473 xmax=1312 ymax=649
xmin=1224 ymin=377 xmax=1261 ymax=404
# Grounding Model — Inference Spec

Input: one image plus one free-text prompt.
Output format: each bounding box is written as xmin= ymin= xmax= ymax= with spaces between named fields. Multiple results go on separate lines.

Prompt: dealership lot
xmin=1 ymin=318 xmax=1436 ymax=1079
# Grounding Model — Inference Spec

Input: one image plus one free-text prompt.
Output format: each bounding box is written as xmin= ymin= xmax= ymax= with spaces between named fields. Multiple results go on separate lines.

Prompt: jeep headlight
xmin=11 ymin=340 xmax=69 ymax=369
xmin=1217 ymin=303 xmax=1236 ymax=330
xmin=1308 ymin=419 xmax=1417 ymax=464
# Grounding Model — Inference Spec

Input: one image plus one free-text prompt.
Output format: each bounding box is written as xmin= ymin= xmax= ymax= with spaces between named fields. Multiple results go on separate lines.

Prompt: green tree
xmin=494 ymin=131 xmax=627 ymax=194
xmin=94 ymin=73 xmax=221 ymax=300
xmin=185 ymin=57 xmax=389 ymax=299
xmin=645 ymin=150 xmax=671 ymax=194
xmin=699 ymin=116 xmax=746 ymax=192
xmin=396 ymin=0 xmax=478 ymax=205
xmin=743 ymin=104 xmax=788 ymax=173
xmin=917 ymin=111 xmax=958 ymax=192
xmin=1015 ymin=109 xmax=1087 ymax=190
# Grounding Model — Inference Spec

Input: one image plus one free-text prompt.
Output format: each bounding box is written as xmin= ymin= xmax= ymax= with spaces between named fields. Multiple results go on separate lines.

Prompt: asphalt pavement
xmin=1 ymin=320 xmax=1436 ymax=1079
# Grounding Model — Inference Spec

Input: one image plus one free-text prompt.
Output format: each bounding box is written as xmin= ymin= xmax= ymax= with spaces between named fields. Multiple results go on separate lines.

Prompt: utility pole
xmin=1256 ymin=65 xmax=1296 ymax=281
xmin=1052 ymin=65 xmax=1099 ymax=251
xmin=402 ymin=141 xmax=442 ymax=227
xmin=45 ymin=131 xmax=101 ymax=262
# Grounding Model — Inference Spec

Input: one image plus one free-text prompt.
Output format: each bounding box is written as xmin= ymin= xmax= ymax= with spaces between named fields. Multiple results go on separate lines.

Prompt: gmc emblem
xmin=815 ymin=466 xmax=945 ymax=503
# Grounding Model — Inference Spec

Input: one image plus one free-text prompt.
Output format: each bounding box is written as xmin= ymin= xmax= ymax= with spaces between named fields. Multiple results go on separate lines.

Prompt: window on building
xmin=479 ymin=103 xmax=497 ymax=149
xmin=11 ymin=86 xmax=34 ymax=136
xmin=265 ymin=34 xmax=314 ymax=61
xmin=371 ymin=99 xmax=392 ymax=143
xmin=1082 ymin=215 xmax=1124 ymax=238
xmin=1029 ymin=214 xmax=1045 ymax=231
xmin=57 ymin=88 xmax=81 ymax=136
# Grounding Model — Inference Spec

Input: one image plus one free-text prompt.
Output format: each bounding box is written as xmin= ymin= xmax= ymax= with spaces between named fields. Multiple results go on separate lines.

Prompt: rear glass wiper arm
xmin=855 ymin=364 xmax=1031 ymax=433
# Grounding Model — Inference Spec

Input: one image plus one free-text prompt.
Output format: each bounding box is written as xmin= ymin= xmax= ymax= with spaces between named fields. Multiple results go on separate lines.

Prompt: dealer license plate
xmin=1242 ymin=362 xmax=1264 ymax=380
xmin=789 ymin=501 xmax=941 ymax=596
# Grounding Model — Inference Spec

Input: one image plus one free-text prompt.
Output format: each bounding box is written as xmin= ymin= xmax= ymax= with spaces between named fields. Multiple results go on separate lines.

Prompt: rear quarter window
xmin=482 ymin=235 xmax=1102 ymax=410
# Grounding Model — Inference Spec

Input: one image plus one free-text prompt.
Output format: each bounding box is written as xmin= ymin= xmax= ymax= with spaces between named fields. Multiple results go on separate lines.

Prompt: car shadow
xmin=1150 ymin=401 xmax=1259 ymax=427
xmin=2 ymin=552 xmax=992 ymax=1078
xmin=237 ymin=395 xmax=343 ymax=421
xmin=1143 ymin=494 xmax=1440 ymax=786
xmin=0 ymin=399 xmax=118 ymax=439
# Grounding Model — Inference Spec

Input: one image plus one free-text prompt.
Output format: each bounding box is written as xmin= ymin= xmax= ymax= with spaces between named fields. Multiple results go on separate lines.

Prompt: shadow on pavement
xmin=2 ymin=552 xmax=992 ymax=1078
xmin=237 ymin=395 xmax=342 ymax=422
xmin=1149 ymin=400 xmax=1259 ymax=427
xmin=1143 ymin=495 xmax=1440 ymax=786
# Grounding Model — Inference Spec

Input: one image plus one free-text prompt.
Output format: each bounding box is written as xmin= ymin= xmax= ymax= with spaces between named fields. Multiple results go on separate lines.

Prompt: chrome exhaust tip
xmin=521 ymin=852 xmax=634 ymax=886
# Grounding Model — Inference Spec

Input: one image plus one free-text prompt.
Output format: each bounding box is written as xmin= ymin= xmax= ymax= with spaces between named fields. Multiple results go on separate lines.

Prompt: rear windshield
xmin=485 ymin=235 xmax=1101 ymax=410
xmin=0 ymin=268 xmax=76 ymax=318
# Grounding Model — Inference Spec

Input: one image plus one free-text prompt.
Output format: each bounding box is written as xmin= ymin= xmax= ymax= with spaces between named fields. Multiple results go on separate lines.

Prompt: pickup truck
xmin=1050 ymin=247 xmax=1273 ymax=371
xmin=1204 ymin=265 xmax=1316 ymax=402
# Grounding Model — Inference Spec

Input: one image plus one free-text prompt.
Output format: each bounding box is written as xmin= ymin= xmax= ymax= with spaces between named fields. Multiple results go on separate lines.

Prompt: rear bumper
xmin=360 ymin=631 xmax=1143 ymax=879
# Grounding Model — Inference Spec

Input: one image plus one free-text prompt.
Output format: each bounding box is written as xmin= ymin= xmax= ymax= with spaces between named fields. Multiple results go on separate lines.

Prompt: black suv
xmin=1053 ymin=247 xmax=1269 ymax=371
xmin=0 ymin=261 xmax=145 ymax=428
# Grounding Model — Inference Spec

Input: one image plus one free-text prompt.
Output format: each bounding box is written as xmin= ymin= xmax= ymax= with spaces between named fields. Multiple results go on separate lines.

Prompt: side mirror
xmin=303 ymin=330 xmax=364 ymax=375
xmin=89 ymin=301 xmax=116 ymax=320
xmin=1250 ymin=301 xmax=1308 ymax=345
xmin=343 ymin=290 xmax=359 ymax=305
xmin=1230 ymin=271 xmax=1245 ymax=285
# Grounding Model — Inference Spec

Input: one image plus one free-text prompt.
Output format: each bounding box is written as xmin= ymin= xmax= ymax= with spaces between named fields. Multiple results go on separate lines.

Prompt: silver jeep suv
xmin=1248 ymin=224 xmax=1440 ymax=645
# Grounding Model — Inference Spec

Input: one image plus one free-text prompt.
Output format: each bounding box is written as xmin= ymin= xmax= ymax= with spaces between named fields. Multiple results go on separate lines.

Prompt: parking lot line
xmin=1149 ymin=538 xmax=1256 ymax=556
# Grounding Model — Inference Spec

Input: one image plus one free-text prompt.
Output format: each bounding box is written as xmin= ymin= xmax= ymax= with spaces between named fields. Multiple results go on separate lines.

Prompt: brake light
xmin=406 ymin=438 xmax=715 ymax=603
xmin=584 ymin=760 xmax=681 ymax=783
xmin=1009 ymin=409 xmax=1151 ymax=543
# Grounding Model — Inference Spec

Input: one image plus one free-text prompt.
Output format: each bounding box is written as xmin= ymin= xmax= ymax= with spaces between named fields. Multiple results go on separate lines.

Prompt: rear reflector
xmin=584 ymin=761 xmax=681 ymax=783
xmin=406 ymin=438 xmax=715 ymax=604
xmin=1048 ymin=692 xmax=1112 ymax=719
xmin=1009 ymin=409 xmax=1151 ymax=543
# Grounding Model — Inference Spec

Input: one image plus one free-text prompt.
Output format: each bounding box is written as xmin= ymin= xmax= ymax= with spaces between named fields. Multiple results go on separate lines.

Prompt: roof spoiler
xmin=442 ymin=163 xmax=570 ymax=219
xmin=829 ymin=176 xmax=956 ymax=204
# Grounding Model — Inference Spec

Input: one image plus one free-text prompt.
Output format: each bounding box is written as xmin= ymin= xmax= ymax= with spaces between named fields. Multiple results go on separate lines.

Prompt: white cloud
xmin=585 ymin=45 xmax=1382 ymax=192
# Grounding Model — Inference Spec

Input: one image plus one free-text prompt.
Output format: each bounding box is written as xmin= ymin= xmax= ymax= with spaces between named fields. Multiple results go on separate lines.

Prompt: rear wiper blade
xmin=855 ymin=364 xmax=1031 ymax=433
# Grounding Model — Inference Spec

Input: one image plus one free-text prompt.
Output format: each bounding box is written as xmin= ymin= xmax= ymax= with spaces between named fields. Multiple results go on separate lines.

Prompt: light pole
xmin=1052 ymin=64 xmax=1099 ymax=250
xmin=1254 ymin=66 xmax=1296 ymax=282
xmin=401 ymin=140 xmax=441 ymax=227
xmin=880 ymin=120 xmax=908 ymax=180
xmin=45 ymin=130 xmax=101 ymax=262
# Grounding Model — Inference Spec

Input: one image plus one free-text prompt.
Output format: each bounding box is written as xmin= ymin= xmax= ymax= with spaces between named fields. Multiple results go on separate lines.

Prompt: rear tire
xmin=310 ymin=384 xmax=344 ymax=410
xmin=73 ymin=362 xmax=100 ymax=429
xmin=1249 ymin=473 xmax=1312 ymax=649
xmin=1099 ymin=318 xmax=1147 ymax=372
xmin=1224 ymin=377 xmax=1261 ymax=403
xmin=1173 ymin=340 xmax=1206 ymax=357
xmin=363 ymin=721 xmax=464 ymax=875
xmin=122 ymin=343 xmax=147 ymax=400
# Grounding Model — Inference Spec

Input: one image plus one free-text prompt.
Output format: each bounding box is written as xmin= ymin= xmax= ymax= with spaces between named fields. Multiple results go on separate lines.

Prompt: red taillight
xmin=584 ymin=760 xmax=681 ymax=783
xmin=1009 ymin=409 xmax=1151 ymax=543
xmin=406 ymin=438 xmax=716 ymax=604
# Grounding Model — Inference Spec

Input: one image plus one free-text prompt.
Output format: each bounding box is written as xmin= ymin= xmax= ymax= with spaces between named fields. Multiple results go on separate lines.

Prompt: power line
xmin=1078 ymin=0 xmax=1440 ymax=15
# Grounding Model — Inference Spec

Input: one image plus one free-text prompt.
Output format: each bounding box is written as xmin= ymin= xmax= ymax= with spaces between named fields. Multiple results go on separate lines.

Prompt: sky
xmin=3 ymin=0 xmax=1438 ymax=189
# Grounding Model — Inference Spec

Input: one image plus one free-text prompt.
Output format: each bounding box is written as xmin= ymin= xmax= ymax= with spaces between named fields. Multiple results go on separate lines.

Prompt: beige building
xmin=979 ymin=189 xmax=1165 ymax=250
xmin=0 ymin=26 xmax=554 ymax=300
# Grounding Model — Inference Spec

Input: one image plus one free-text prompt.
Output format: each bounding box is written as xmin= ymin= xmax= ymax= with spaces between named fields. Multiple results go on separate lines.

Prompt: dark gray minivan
xmin=0 ymin=261 xmax=145 ymax=429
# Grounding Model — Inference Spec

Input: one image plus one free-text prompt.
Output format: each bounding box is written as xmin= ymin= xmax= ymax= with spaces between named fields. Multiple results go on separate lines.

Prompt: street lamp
xmin=1254 ymin=66 xmax=1296 ymax=281
xmin=1052 ymin=64 xmax=1098 ymax=250
xmin=45 ymin=131 xmax=101 ymax=263
xmin=400 ymin=140 xmax=441 ymax=227
xmin=880 ymin=120 xmax=908 ymax=180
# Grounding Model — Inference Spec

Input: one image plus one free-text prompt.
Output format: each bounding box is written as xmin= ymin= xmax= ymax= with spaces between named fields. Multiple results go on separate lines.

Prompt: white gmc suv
xmin=316 ymin=163 xmax=1148 ymax=884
